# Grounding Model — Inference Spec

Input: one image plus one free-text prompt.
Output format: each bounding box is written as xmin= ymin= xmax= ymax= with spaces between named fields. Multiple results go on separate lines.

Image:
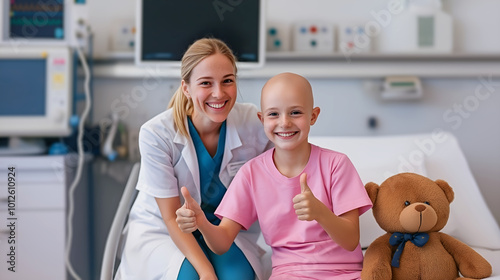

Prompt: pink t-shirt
xmin=215 ymin=144 xmax=372 ymax=277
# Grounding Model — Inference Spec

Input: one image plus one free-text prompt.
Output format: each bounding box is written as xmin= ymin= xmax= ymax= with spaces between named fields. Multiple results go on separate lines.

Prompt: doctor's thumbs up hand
xmin=176 ymin=186 xmax=203 ymax=233
xmin=293 ymin=173 xmax=326 ymax=221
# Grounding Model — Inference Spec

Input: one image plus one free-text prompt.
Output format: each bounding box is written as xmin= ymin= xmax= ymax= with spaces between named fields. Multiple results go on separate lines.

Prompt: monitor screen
xmin=0 ymin=59 xmax=47 ymax=116
xmin=136 ymin=0 xmax=265 ymax=68
xmin=9 ymin=0 xmax=65 ymax=40
xmin=0 ymin=47 xmax=72 ymax=137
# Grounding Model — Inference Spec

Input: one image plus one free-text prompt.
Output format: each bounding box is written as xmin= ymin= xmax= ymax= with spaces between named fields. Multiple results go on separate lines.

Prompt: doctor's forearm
xmin=165 ymin=220 xmax=215 ymax=276
xmin=155 ymin=197 xmax=215 ymax=277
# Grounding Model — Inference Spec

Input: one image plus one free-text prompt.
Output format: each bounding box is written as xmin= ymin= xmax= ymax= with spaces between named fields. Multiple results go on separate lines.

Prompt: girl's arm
xmin=293 ymin=173 xmax=360 ymax=251
xmin=316 ymin=208 xmax=360 ymax=251
xmin=176 ymin=187 xmax=242 ymax=255
xmin=155 ymin=197 xmax=216 ymax=279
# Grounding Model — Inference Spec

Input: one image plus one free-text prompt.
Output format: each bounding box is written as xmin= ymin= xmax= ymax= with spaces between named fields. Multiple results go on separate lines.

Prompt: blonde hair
xmin=168 ymin=38 xmax=238 ymax=136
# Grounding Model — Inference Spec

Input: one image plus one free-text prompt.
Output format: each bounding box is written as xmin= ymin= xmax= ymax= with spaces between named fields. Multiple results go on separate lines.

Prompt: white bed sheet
xmin=256 ymin=242 xmax=500 ymax=279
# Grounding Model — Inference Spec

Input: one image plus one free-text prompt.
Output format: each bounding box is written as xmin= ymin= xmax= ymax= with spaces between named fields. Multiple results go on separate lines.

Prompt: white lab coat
xmin=115 ymin=103 xmax=272 ymax=280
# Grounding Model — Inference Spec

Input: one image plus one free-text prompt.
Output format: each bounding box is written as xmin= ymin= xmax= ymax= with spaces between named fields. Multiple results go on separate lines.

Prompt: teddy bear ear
xmin=365 ymin=182 xmax=380 ymax=204
xmin=435 ymin=179 xmax=455 ymax=203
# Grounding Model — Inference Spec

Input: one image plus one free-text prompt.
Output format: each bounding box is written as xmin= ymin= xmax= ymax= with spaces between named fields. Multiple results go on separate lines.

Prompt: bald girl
xmin=258 ymin=72 xmax=320 ymax=167
xmin=260 ymin=72 xmax=316 ymax=115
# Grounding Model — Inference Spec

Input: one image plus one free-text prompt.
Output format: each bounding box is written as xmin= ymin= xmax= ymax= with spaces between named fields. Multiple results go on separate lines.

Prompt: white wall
xmin=87 ymin=0 xmax=500 ymax=57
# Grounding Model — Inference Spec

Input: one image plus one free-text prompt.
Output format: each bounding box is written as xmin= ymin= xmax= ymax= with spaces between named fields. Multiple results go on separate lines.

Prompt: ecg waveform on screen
xmin=9 ymin=0 xmax=64 ymax=40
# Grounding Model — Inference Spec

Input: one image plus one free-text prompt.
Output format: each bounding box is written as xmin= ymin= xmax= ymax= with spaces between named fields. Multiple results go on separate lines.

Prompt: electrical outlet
xmin=338 ymin=23 xmax=372 ymax=55
xmin=293 ymin=21 xmax=335 ymax=52
xmin=128 ymin=127 xmax=141 ymax=162
xmin=111 ymin=19 xmax=136 ymax=52
xmin=266 ymin=22 xmax=291 ymax=52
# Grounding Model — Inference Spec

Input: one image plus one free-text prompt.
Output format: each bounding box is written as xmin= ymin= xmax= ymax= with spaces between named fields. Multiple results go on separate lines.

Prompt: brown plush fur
xmin=361 ymin=173 xmax=492 ymax=280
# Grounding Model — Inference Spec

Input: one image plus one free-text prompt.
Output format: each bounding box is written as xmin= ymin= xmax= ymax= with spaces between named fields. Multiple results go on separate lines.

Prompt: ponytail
xmin=168 ymin=86 xmax=193 ymax=137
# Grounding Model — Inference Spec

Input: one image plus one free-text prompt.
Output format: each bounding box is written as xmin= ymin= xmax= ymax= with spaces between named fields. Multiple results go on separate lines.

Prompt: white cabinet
xmin=0 ymin=155 xmax=88 ymax=280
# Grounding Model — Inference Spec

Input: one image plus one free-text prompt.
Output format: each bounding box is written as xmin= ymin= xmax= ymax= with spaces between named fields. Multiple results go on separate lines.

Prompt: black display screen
xmin=140 ymin=0 xmax=261 ymax=63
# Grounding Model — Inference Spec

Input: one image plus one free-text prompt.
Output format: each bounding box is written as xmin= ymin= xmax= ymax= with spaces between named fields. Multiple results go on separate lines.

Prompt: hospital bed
xmin=102 ymin=131 xmax=500 ymax=280
xmin=101 ymin=162 xmax=139 ymax=280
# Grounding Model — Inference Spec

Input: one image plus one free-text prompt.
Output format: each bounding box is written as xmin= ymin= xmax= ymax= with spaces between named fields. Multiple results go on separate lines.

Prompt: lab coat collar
xmin=220 ymin=115 xmax=242 ymax=182
xmin=173 ymin=118 xmax=201 ymax=201
xmin=172 ymin=119 xmax=189 ymax=147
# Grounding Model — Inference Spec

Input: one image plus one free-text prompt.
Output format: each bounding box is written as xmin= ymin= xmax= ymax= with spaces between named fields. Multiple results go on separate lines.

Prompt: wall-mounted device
xmin=0 ymin=46 xmax=72 ymax=154
xmin=381 ymin=76 xmax=423 ymax=100
xmin=378 ymin=0 xmax=452 ymax=54
xmin=136 ymin=0 xmax=265 ymax=68
xmin=293 ymin=21 xmax=335 ymax=52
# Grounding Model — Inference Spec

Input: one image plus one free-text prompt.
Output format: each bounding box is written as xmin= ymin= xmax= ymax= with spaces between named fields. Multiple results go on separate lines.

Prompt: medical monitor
xmin=0 ymin=0 xmax=73 ymax=46
xmin=0 ymin=46 xmax=72 ymax=137
xmin=136 ymin=0 xmax=265 ymax=68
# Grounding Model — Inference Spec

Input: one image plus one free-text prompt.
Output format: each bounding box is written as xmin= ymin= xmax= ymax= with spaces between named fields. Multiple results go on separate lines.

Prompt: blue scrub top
xmin=188 ymin=117 xmax=227 ymax=227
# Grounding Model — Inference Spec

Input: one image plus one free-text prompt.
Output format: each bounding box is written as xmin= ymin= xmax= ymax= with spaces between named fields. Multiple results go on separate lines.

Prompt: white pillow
xmin=310 ymin=135 xmax=428 ymax=249
xmin=310 ymin=132 xmax=500 ymax=250
xmin=423 ymin=133 xmax=500 ymax=249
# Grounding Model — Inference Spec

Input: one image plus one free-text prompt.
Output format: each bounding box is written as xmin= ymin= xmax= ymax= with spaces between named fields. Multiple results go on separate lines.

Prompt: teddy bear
xmin=361 ymin=172 xmax=492 ymax=280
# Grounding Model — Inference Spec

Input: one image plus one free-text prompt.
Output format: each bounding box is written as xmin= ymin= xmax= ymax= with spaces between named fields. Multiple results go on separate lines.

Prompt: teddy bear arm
xmin=361 ymin=235 xmax=393 ymax=280
xmin=439 ymin=233 xmax=492 ymax=278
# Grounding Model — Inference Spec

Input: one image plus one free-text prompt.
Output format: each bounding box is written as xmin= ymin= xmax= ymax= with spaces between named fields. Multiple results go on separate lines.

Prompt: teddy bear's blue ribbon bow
xmin=389 ymin=232 xmax=429 ymax=268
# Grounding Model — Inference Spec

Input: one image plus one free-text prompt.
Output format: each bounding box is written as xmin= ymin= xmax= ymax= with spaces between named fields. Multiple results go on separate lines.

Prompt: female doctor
xmin=115 ymin=38 xmax=272 ymax=280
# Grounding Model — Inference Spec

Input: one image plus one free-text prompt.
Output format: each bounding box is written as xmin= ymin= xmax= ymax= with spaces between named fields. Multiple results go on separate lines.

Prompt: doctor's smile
xmin=206 ymin=101 xmax=228 ymax=109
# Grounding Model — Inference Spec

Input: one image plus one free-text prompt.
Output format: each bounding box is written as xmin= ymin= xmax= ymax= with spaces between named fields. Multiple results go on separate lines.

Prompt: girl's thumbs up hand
xmin=293 ymin=173 xmax=325 ymax=221
xmin=176 ymin=186 xmax=203 ymax=233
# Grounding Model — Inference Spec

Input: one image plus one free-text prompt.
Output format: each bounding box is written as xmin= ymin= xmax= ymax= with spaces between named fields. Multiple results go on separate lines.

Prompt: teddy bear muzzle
xmin=399 ymin=202 xmax=438 ymax=233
